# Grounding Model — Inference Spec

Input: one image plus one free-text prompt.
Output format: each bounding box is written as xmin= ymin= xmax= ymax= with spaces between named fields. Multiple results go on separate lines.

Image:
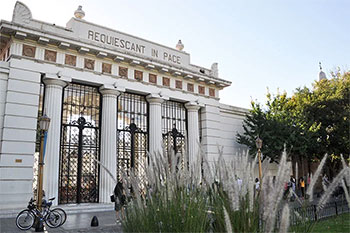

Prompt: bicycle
xmin=15 ymin=197 xmax=66 ymax=230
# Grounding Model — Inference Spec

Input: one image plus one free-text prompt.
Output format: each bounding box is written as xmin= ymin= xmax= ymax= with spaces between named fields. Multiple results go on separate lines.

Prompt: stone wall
xmin=0 ymin=59 xmax=41 ymax=209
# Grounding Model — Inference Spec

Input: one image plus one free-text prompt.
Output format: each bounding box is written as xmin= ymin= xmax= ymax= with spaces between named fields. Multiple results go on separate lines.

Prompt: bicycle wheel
xmin=51 ymin=208 xmax=67 ymax=226
xmin=16 ymin=209 xmax=35 ymax=230
xmin=45 ymin=211 xmax=62 ymax=228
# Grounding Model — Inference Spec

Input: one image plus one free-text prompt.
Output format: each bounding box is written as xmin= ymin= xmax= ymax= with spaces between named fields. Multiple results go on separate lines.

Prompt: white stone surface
xmin=3 ymin=115 xmax=37 ymax=130
xmin=0 ymin=64 xmax=9 ymax=153
xmin=5 ymin=103 xmax=38 ymax=117
xmin=42 ymin=76 xmax=69 ymax=206
xmin=1 ymin=141 xmax=35 ymax=154
xmin=6 ymin=91 xmax=39 ymax=106
xmin=185 ymin=102 xmax=200 ymax=168
xmin=147 ymin=94 xmax=164 ymax=155
xmin=0 ymin=167 xmax=33 ymax=180
xmin=7 ymin=79 xmax=40 ymax=94
xmin=99 ymin=86 xmax=119 ymax=203
xmin=0 ymin=154 xmax=34 ymax=167
xmin=2 ymin=128 xmax=36 ymax=142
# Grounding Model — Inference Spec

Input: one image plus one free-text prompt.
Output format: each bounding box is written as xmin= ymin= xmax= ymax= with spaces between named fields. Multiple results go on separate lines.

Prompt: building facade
xmin=0 ymin=2 xmax=248 ymax=209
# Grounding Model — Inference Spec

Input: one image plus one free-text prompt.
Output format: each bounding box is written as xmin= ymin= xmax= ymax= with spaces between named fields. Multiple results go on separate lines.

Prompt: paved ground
xmin=0 ymin=210 xmax=122 ymax=233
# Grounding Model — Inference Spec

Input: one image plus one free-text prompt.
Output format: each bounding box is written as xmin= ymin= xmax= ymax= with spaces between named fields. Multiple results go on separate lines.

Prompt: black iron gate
xmin=116 ymin=93 xmax=148 ymax=180
xmin=162 ymin=101 xmax=187 ymax=165
xmin=59 ymin=84 xmax=100 ymax=204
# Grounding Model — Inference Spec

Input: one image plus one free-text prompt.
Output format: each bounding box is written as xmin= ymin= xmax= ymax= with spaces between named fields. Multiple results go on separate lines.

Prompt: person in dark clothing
xmin=113 ymin=182 xmax=126 ymax=223
xmin=299 ymin=177 xmax=305 ymax=198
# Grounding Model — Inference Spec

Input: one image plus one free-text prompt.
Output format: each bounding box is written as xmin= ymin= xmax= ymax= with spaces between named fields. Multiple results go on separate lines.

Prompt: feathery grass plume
xmin=262 ymin=150 xmax=291 ymax=233
xmin=223 ymin=206 xmax=233 ymax=233
xmin=341 ymin=178 xmax=350 ymax=208
xmin=317 ymin=168 xmax=348 ymax=211
xmin=92 ymin=157 xmax=117 ymax=184
xmin=293 ymin=210 xmax=302 ymax=221
xmin=289 ymin=188 xmax=303 ymax=206
xmin=340 ymin=154 xmax=350 ymax=185
xmin=306 ymin=154 xmax=328 ymax=201
xmin=279 ymin=204 xmax=290 ymax=233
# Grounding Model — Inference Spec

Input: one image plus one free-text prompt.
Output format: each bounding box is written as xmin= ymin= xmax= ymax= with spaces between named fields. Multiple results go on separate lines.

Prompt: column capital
xmin=43 ymin=73 xmax=71 ymax=87
xmin=99 ymin=85 xmax=120 ymax=96
xmin=185 ymin=102 xmax=201 ymax=111
xmin=146 ymin=93 xmax=164 ymax=104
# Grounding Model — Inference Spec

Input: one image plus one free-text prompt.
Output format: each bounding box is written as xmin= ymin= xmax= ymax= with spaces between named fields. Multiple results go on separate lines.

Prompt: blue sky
xmin=1 ymin=0 xmax=349 ymax=108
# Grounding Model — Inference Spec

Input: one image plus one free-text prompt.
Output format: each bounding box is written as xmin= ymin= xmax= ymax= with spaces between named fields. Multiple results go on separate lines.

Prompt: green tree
xmin=237 ymin=71 xmax=350 ymax=167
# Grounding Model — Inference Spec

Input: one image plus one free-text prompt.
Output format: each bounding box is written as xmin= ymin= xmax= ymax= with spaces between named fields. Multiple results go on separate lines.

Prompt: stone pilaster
xmin=99 ymin=85 xmax=120 ymax=203
xmin=42 ymin=76 xmax=69 ymax=205
xmin=185 ymin=102 xmax=201 ymax=169
xmin=146 ymin=94 xmax=164 ymax=156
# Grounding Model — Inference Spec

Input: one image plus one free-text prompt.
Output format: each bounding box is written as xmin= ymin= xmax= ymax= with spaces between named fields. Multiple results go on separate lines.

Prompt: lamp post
xmin=256 ymin=136 xmax=263 ymax=187
xmin=35 ymin=114 xmax=50 ymax=232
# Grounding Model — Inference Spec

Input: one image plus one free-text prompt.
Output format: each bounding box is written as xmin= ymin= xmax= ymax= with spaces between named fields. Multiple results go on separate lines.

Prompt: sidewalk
xmin=0 ymin=210 xmax=122 ymax=233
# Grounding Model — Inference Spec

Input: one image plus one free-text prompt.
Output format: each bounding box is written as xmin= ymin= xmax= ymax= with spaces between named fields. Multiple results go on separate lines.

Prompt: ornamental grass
xmin=104 ymin=146 xmax=350 ymax=233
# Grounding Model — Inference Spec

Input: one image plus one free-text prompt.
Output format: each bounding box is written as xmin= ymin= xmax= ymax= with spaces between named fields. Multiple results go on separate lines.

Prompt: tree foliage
xmin=237 ymin=71 xmax=350 ymax=163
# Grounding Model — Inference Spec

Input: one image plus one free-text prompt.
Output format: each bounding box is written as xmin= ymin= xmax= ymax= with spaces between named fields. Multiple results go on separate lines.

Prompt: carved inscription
xmin=175 ymin=80 xmax=182 ymax=89
xmin=87 ymin=30 xmax=182 ymax=65
xmin=84 ymin=58 xmax=95 ymax=70
xmin=22 ymin=44 xmax=35 ymax=58
xmin=162 ymin=77 xmax=170 ymax=87
xmin=149 ymin=74 xmax=157 ymax=84
xmin=187 ymin=83 xmax=194 ymax=92
xmin=88 ymin=30 xmax=145 ymax=54
xmin=134 ymin=70 xmax=143 ymax=81
xmin=102 ymin=63 xmax=112 ymax=74
xmin=65 ymin=54 xmax=76 ymax=66
xmin=44 ymin=49 xmax=57 ymax=62
xmin=198 ymin=85 xmax=205 ymax=95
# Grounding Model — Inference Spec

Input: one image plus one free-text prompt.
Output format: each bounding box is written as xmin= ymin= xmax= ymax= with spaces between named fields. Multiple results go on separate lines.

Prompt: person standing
xmin=254 ymin=178 xmax=260 ymax=197
xmin=299 ymin=177 xmax=305 ymax=198
xmin=113 ymin=182 xmax=126 ymax=224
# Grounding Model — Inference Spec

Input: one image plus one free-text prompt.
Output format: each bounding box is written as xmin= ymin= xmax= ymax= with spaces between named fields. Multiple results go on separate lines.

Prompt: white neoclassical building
xmin=0 ymin=2 xmax=248 ymax=210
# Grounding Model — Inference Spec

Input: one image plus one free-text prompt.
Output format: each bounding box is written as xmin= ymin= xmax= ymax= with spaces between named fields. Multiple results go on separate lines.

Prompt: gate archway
xmin=162 ymin=101 xmax=187 ymax=166
xmin=116 ymin=93 xmax=148 ymax=181
xmin=59 ymin=84 xmax=101 ymax=204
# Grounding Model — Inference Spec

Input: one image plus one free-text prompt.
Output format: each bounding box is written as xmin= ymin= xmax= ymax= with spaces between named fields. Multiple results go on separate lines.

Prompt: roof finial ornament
xmin=74 ymin=5 xmax=85 ymax=19
xmin=319 ymin=62 xmax=327 ymax=81
xmin=176 ymin=40 xmax=184 ymax=51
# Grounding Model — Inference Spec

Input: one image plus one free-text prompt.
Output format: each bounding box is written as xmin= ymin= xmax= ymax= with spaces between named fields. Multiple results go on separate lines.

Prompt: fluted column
xmin=185 ymin=102 xmax=201 ymax=168
xmin=146 ymin=94 xmax=164 ymax=156
xmin=43 ymin=77 xmax=68 ymax=206
xmin=99 ymin=86 xmax=120 ymax=203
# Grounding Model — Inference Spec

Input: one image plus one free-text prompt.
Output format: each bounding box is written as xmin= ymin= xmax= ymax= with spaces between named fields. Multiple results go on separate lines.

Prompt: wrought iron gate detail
xmin=59 ymin=84 xmax=100 ymax=204
xmin=161 ymin=101 xmax=187 ymax=163
xmin=117 ymin=93 xmax=148 ymax=180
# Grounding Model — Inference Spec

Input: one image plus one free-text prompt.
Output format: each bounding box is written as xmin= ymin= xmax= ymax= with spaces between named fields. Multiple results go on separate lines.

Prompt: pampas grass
xmin=317 ymin=168 xmax=349 ymax=211
xmin=109 ymin=142 xmax=349 ymax=233
xmin=306 ymin=154 xmax=328 ymax=201
xmin=279 ymin=204 xmax=290 ymax=233
xmin=223 ymin=206 xmax=232 ymax=233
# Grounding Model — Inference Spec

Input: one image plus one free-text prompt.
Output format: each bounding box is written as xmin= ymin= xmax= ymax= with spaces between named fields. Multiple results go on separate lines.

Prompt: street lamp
xmin=35 ymin=114 xmax=50 ymax=232
xmin=256 ymin=136 xmax=263 ymax=188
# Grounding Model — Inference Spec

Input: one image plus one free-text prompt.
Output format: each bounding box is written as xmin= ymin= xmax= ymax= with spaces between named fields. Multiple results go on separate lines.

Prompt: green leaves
xmin=237 ymin=71 xmax=350 ymax=162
